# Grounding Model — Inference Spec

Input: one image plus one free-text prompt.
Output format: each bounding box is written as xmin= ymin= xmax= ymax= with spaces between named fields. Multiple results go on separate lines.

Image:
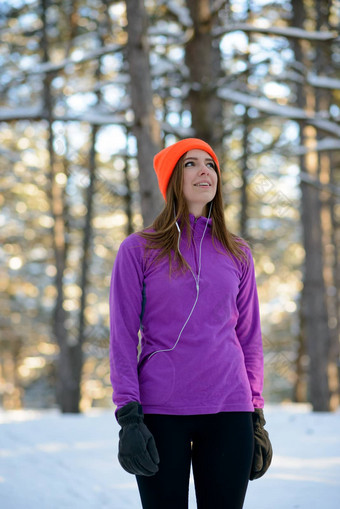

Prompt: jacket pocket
xmin=138 ymin=352 xmax=175 ymax=405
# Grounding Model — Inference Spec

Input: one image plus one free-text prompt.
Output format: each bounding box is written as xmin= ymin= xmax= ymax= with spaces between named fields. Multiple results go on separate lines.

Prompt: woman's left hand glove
xmin=116 ymin=402 xmax=160 ymax=476
xmin=250 ymin=408 xmax=273 ymax=480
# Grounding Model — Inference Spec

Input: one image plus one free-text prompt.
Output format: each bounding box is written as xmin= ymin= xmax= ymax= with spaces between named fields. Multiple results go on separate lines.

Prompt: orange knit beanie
xmin=153 ymin=138 xmax=220 ymax=200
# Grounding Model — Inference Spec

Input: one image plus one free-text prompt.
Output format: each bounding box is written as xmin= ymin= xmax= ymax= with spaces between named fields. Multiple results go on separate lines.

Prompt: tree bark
xmin=72 ymin=6 xmax=110 ymax=412
xmin=125 ymin=0 xmax=162 ymax=227
xmin=73 ymin=126 xmax=97 ymax=413
xmin=291 ymin=0 xmax=331 ymax=411
xmin=43 ymin=0 xmax=101 ymax=413
xmin=124 ymin=130 xmax=134 ymax=236
xmin=315 ymin=0 xmax=340 ymax=410
xmin=184 ymin=0 xmax=224 ymax=160
xmin=330 ymin=147 xmax=340 ymax=401
xmin=41 ymin=0 xmax=75 ymax=412
xmin=239 ymin=1 xmax=252 ymax=241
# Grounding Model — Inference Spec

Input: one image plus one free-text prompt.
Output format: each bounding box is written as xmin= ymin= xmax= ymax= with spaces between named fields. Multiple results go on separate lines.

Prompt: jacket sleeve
xmin=235 ymin=248 xmax=264 ymax=409
xmin=109 ymin=236 xmax=144 ymax=412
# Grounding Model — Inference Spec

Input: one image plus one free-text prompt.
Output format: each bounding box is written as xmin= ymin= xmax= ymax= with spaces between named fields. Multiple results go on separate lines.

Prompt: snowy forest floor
xmin=0 ymin=403 xmax=339 ymax=509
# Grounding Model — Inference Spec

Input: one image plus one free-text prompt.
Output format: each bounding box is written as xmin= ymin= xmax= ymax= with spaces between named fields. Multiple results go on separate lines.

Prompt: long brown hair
xmin=138 ymin=154 xmax=249 ymax=272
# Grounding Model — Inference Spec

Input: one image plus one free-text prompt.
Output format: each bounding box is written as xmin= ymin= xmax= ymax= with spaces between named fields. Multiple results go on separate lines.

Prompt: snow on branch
xmin=299 ymin=170 xmax=340 ymax=198
xmin=218 ymin=88 xmax=340 ymax=137
xmin=0 ymin=146 xmax=21 ymax=162
xmin=307 ymin=73 xmax=340 ymax=90
xmin=293 ymin=137 xmax=340 ymax=155
xmin=161 ymin=0 xmax=192 ymax=27
xmin=210 ymin=0 xmax=229 ymax=17
xmin=4 ymin=43 xmax=122 ymax=87
xmin=0 ymin=106 xmax=128 ymax=126
xmin=213 ymin=23 xmax=339 ymax=42
xmin=0 ymin=106 xmax=43 ymax=122
xmin=284 ymin=71 xmax=340 ymax=90
xmin=161 ymin=121 xmax=194 ymax=138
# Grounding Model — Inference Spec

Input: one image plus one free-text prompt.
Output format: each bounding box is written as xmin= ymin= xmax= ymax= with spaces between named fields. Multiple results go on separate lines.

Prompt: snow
xmin=293 ymin=137 xmax=340 ymax=155
xmin=0 ymin=107 xmax=129 ymax=126
xmin=23 ymin=44 xmax=122 ymax=77
xmin=0 ymin=403 xmax=339 ymax=509
xmin=213 ymin=23 xmax=338 ymax=42
xmin=307 ymin=73 xmax=340 ymax=91
xmin=0 ymin=106 xmax=43 ymax=122
xmin=299 ymin=170 xmax=340 ymax=198
xmin=165 ymin=0 xmax=192 ymax=27
xmin=0 ymin=147 xmax=21 ymax=162
xmin=218 ymin=88 xmax=340 ymax=138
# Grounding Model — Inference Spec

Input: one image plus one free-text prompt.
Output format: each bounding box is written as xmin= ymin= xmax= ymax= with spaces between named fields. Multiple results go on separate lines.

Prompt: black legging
xmin=136 ymin=412 xmax=254 ymax=509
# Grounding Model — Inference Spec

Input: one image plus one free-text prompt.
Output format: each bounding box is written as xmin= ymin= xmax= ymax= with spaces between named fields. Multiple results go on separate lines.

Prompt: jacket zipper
xmin=192 ymin=219 xmax=199 ymax=278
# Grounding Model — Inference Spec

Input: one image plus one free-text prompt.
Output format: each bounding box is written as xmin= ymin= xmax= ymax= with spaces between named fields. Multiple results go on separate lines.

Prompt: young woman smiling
xmin=110 ymin=138 xmax=272 ymax=509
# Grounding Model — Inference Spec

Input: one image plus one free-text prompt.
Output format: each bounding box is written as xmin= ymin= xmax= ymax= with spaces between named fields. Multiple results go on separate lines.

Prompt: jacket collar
xmin=188 ymin=213 xmax=212 ymax=228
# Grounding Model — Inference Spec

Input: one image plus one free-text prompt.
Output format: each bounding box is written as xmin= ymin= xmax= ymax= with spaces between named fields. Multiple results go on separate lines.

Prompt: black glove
xmin=250 ymin=408 xmax=273 ymax=480
xmin=116 ymin=401 xmax=160 ymax=476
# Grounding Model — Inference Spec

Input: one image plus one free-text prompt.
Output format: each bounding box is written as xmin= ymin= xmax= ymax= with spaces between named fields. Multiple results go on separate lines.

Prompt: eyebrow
xmin=183 ymin=156 xmax=214 ymax=162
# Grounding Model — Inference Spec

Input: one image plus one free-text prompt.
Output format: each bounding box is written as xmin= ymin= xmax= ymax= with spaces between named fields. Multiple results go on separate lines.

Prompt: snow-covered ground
xmin=0 ymin=403 xmax=339 ymax=509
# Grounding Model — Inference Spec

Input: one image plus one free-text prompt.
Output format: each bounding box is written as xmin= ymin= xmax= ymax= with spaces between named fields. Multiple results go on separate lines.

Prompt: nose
xmin=198 ymin=163 xmax=211 ymax=174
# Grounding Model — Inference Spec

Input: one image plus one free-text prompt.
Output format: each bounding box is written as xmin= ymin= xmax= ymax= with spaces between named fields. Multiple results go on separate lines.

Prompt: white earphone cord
xmin=148 ymin=205 xmax=212 ymax=360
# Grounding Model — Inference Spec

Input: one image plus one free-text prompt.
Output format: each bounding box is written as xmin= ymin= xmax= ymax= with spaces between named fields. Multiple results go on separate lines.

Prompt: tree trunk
xmin=71 ymin=8 xmax=110 ymax=413
xmin=72 ymin=125 xmax=98 ymax=413
xmin=239 ymin=1 xmax=252 ymax=240
xmin=291 ymin=0 xmax=331 ymax=411
xmin=124 ymin=130 xmax=134 ymax=236
xmin=43 ymin=0 xmax=102 ymax=413
xmin=41 ymin=0 xmax=75 ymax=412
xmin=299 ymin=150 xmax=331 ymax=411
xmin=330 ymin=146 xmax=340 ymax=406
xmin=294 ymin=307 xmax=308 ymax=402
xmin=315 ymin=0 xmax=340 ymax=410
xmin=125 ymin=0 xmax=162 ymax=227
xmin=184 ymin=0 xmax=224 ymax=160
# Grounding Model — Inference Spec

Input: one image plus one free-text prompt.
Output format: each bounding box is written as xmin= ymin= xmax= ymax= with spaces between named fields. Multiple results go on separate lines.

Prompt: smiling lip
xmin=194 ymin=182 xmax=211 ymax=187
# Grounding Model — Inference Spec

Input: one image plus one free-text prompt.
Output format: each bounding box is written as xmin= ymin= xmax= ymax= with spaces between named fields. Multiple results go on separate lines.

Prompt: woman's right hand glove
xmin=250 ymin=408 xmax=273 ymax=480
xmin=116 ymin=401 xmax=160 ymax=476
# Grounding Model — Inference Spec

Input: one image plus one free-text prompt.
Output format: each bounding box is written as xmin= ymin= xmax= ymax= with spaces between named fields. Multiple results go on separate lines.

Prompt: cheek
xmin=212 ymin=173 xmax=218 ymax=190
xmin=182 ymin=174 xmax=193 ymax=194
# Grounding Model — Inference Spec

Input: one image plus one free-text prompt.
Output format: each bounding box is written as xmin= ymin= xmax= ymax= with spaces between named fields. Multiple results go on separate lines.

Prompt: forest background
xmin=0 ymin=0 xmax=339 ymax=414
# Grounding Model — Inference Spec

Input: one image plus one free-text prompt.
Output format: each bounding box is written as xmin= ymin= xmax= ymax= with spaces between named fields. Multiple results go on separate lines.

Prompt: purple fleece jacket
xmin=109 ymin=214 xmax=264 ymax=415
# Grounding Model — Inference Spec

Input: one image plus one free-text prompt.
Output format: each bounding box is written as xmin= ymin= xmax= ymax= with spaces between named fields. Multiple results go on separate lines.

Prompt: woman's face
xmin=182 ymin=149 xmax=218 ymax=217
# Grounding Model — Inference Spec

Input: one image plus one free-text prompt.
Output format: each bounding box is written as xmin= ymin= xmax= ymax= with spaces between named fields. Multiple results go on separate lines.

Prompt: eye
xmin=184 ymin=160 xmax=194 ymax=167
xmin=207 ymin=162 xmax=216 ymax=169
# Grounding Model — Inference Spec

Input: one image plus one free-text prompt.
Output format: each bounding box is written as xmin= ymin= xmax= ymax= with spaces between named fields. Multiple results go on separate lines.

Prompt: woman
xmin=109 ymin=138 xmax=272 ymax=509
